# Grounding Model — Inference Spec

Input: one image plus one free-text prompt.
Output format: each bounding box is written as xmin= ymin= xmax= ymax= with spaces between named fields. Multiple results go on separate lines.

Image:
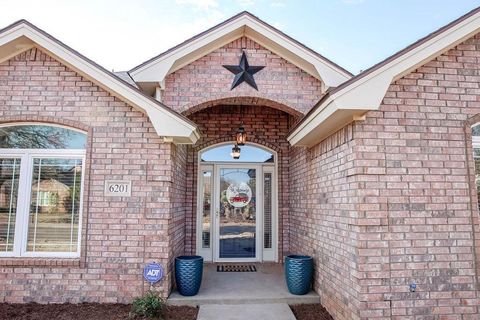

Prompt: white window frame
xmin=471 ymin=123 xmax=480 ymax=214
xmin=473 ymin=139 xmax=480 ymax=149
xmin=197 ymin=165 xmax=213 ymax=261
xmin=262 ymin=165 xmax=277 ymax=262
xmin=0 ymin=148 xmax=86 ymax=259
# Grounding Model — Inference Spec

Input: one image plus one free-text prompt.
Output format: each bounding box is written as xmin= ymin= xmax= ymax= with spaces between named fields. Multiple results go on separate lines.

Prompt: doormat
xmin=217 ymin=265 xmax=257 ymax=272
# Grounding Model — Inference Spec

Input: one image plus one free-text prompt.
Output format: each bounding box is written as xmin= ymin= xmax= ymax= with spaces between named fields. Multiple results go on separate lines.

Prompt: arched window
xmin=0 ymin=124 xmax=86 ymax=257
xmin=201 ymin=144 xmax=274 ymax=163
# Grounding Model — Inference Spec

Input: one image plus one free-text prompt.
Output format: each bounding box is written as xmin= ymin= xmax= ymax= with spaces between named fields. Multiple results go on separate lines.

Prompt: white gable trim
xmin=129 ymin=12 xmax=351 ymax=89
xmin=0 ymin=21 xmax=200 ymax=144
xmin=288 ymin=8 xmax=480 ymax=147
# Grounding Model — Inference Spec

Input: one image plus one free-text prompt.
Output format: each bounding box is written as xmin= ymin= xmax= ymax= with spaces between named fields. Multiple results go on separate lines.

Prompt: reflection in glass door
xmin=218 ymin=167 xmax=257 ymax=259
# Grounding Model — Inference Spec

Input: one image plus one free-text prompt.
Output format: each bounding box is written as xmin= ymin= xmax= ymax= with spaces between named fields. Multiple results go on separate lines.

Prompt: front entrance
xmin=197 ymin=143 xmax=277 ymax=262
xmin=217 ymin=165 xmax=259 ymax=261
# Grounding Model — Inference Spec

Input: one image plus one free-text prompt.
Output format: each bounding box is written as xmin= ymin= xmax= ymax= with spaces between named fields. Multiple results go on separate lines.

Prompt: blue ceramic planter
xmin=285 ymin=255 xmax=313 ymax=295
xmin=175 ymin=255 xmax=203 ymax=296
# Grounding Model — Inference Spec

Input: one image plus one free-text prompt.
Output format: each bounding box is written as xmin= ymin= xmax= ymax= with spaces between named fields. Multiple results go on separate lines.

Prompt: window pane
xmin=0 ymin=125 xmax=86 ymax=149
xmin=0 ymin=158 xmax=21 ymax=252
xmin=475 ymin=148 xmax=480 ymax=210
xmin=264 ymin=172 xmax=272 ymax=249
xmin=201 ymin=145 xmax=274 ymax=162
xmin=473 ymin=125 xmax=480 ymax=137
xmin=27 ymin=158 xmax=82 ymax=253
xmin=202 ymin=171 xmax=212 ymax=248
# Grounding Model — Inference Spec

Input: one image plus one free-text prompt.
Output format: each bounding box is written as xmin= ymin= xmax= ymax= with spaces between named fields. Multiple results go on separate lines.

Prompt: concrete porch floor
xmin=168 ymin=263 xmax=320 ymax=306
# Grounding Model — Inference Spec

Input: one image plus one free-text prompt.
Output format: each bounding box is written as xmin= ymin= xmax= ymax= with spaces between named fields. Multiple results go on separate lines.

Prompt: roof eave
xmin=289 ymin=7 xmax=480 ymax=147
xmin=0 ymin=20 xmax=199 ymax=145
xmin=129 ymin=11 xmax=351 ymax=88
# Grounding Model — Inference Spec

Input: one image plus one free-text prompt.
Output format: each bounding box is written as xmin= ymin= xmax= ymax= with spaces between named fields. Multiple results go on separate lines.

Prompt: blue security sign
xmin=143 ymin=263 xmax=164 ymax=284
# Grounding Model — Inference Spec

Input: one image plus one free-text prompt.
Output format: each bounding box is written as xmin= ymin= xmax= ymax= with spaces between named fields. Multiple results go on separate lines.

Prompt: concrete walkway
xmin=169 ymin=263 xmax=319 ymax=306
xmin=197 ymin=303 xmax=296 ymax=320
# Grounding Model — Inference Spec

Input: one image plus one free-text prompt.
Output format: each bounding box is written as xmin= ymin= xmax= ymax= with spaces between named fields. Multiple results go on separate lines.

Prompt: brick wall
xmin=289 ymin=33 xmax=480 ymax=319
xmin=0 ymin=48 xmax=177 ymax=302
xmin=352 ymin=34 xmax=480 ymax=319
xmin=184 ymin=104 xmax=294 ymax=259
xmin=161 ymin=36 xmax=323 ymax=115
xmin=289 ymin=124 xmax=362 ymax=320
xmin=168 ymin=144 xmax=188 ymax=268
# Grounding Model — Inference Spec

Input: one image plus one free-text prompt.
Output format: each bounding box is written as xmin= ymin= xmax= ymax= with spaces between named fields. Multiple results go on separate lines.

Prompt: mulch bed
xmin=0 ymin=302 xmax=332 ymax=320
xmin=0 ymin=303 xmax=198 ymax=320
xmin=290 ymin=304 xmax=334 ymax=320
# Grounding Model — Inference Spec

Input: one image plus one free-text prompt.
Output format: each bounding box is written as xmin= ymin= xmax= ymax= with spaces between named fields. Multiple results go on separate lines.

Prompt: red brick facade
xmin=0 ymin=48 xmax=178 ymax=303
xmin=355 ymin=34 xmax=480 ymax=319
xmin=162 ymin=36 xmax=324 ymax=115
xmin=289 ymin=125 xmax=361 ymax=320
xmin=1 ymin=18 xmax=480 ymax=320
xmin=289 ymin=34 xmax=480 ymax=319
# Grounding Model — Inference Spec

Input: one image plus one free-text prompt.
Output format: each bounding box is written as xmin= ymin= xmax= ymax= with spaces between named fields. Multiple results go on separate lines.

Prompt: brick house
xmin=0 ymin=7 xmax=480 ymax=320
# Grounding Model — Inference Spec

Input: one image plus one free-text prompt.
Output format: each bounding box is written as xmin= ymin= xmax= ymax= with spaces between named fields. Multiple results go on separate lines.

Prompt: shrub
xmin=131 ymin=290 xmax=166 ymax=319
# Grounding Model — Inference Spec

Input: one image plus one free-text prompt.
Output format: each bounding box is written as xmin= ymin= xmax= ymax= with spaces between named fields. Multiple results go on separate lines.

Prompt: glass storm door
xmin=215 ymin=165 xmax=260 ymax=261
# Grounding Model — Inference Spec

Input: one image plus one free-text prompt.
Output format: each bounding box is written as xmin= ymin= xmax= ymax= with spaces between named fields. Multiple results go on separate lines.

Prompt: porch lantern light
xmin=235 ymin=125 xmax=247 ymax=146
xmin=231 ymin=144 xmax=241 ymax=159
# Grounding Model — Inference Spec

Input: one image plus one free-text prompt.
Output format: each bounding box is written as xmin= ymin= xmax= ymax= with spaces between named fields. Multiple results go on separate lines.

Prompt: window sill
xmin=0 ymin=257 xmax=81 ymax=267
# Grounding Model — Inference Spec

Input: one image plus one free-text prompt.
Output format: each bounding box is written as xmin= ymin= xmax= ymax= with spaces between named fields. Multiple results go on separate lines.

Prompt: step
xmin=168 ymin=263 xmax=320 ymax=307
xmin=168 ymin=290 xmax=319 ymax=306
xmin=197 ymin=303 xmax=296 ymax=320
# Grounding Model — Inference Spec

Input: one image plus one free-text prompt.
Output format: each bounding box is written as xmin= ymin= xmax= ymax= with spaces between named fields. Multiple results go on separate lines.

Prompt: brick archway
xmin=181 ymin=95 xmax=303 ymax=118
xmin=184 ymin=103 xmax=292 ymax=259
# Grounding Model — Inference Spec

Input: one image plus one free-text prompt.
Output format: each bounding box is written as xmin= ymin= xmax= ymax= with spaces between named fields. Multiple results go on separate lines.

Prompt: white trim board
xmin=0 ymin=20 xmax=200 ymax=144
xmin=129 ymin=12 xmax=352 ymax=90
xmin=288 ymin=7 xmax=480 ymax=147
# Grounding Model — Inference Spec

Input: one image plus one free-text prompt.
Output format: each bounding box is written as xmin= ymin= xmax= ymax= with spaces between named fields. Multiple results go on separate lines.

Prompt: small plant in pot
xmin=285 ymin=254 xmax=313 ymax=295
xmin=175 ymin=255 xmax=204 ymax=296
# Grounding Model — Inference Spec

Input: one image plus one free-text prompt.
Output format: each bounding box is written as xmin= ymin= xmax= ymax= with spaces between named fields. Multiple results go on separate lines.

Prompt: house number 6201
xmin=109 ymin=184 xmax=128 ymax=193
xmin=105 ymin=180 xmax=132 ymax=197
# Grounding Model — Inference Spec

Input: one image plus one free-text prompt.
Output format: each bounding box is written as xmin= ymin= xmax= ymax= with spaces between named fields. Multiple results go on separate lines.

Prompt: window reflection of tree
xmin=0 ymin=126 xmax=71 ymax=149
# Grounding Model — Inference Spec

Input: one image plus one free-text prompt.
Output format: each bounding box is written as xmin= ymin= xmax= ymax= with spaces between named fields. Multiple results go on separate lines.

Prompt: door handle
xmin=215 ymin=210 xmax=219 ymax=218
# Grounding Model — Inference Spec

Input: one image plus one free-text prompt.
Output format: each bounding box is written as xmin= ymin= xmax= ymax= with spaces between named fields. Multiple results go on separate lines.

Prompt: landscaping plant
xmin=131 ymin=290 xmax=166 ymax=319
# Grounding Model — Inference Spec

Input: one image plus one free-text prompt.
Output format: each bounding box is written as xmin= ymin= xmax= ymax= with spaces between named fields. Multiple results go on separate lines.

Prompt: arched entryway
xmin=197 ymin=142 xmax=278 ymax=262
xmin=183 ymin=99 xmax=299 ymax=262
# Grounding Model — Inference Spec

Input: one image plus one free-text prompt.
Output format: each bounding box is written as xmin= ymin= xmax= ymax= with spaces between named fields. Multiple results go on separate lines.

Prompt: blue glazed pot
xmin=285 ymin=255 xmax=313 ymax=295
xmin=175 ymin=255 xmax=203 ymax=296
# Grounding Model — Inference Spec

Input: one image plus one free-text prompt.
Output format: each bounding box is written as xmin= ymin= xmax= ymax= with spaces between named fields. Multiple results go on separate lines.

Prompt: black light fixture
xmin=231 ymin=144 xmax=241 ymax=159
xmin=235 ymin=124 xmax=247 ymax=146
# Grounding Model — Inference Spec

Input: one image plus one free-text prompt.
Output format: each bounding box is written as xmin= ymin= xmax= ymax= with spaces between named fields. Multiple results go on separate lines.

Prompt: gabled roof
xmin=0 ymin=20 xmax=200 ymax=144
xmin=288 ymin=7 xmax=480 ymax=147
xmin=129 ymin=11 xmax=352 ymax=92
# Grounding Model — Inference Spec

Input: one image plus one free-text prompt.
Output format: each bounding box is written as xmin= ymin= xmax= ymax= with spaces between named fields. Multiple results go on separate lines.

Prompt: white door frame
xmin=196 ymin=142 xmax=278 ymax=262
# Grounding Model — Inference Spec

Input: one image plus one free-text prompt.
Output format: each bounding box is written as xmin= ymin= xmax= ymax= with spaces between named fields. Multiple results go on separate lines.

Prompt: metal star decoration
xmin=223 ymin=51 xmax=264 ymax=90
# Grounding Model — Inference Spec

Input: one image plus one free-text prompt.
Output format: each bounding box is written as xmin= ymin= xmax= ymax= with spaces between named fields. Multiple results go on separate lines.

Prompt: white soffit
xmin=0 ymin=20 xmax=200 ymax=144
xmin=288 ymin=7 xmax=480 ymax=147
xmin=129 ymin=12 xmax=352 ymax=88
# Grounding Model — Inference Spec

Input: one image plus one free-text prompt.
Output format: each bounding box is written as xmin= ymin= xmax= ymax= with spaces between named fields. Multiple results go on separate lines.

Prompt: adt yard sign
xmin=143 ymin=263 xmax=164 ymax=284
